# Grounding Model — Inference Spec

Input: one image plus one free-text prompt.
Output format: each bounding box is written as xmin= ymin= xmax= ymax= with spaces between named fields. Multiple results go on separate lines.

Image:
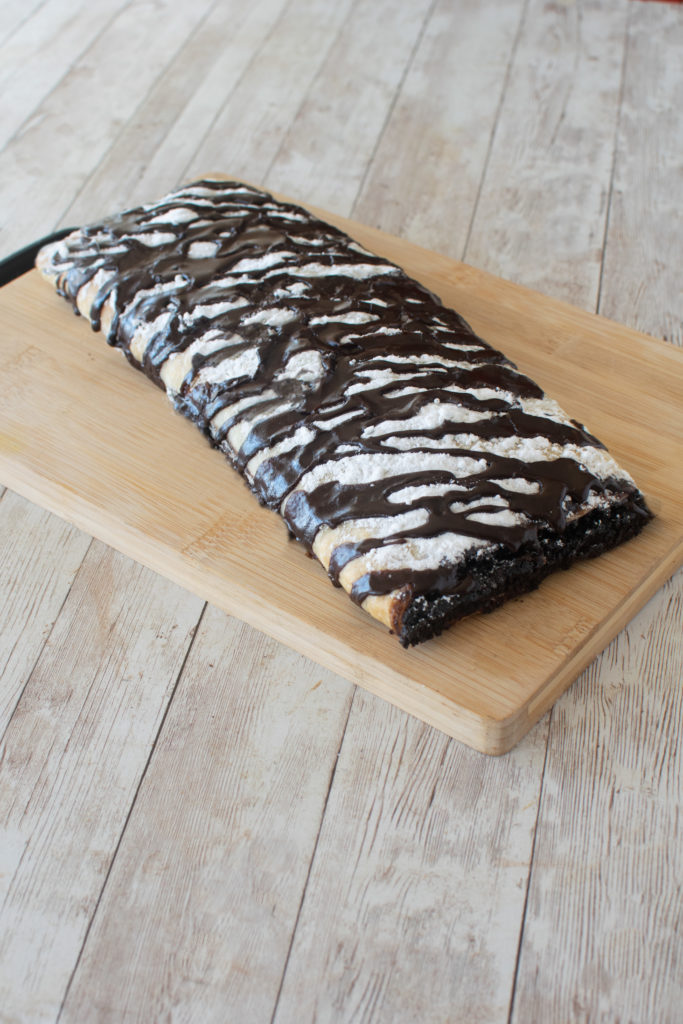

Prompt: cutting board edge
xmin=2 ymin=452 xmax=680 ymax=756
xmin=0 ymin=455 xmax=493 ymax=751
xmin=0 ymin=453 xmax=508 ymax=753
xmin=2 ymin=180 xmax=681 ymax=754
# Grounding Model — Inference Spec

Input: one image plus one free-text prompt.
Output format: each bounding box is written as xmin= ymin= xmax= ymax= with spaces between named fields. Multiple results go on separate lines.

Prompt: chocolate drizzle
xmin=40 ymin=179 xmax=650 ymax=632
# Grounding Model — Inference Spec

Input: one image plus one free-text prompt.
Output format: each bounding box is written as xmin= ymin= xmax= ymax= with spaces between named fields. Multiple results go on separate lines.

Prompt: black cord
xmin=0 ymin=228 xmax=77 ymax=287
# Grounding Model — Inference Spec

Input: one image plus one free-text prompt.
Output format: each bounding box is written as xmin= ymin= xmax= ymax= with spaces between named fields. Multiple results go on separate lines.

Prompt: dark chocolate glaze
xmin=41 ymin=180 xmax=651 ymax=634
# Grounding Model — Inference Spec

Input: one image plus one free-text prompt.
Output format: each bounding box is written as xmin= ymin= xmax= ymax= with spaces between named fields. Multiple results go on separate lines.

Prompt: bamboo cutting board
xmin=1 ymin=200 xmax=681 ymax=754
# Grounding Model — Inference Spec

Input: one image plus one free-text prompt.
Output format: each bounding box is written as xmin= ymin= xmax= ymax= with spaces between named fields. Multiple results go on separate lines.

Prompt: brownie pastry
xmin=36 ymin=179 xmax=651 ymax=645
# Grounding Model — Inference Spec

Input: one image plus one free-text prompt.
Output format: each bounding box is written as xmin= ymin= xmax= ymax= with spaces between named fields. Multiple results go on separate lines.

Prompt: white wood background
xmin=0 ymin=1 xmax=681 ymax=1021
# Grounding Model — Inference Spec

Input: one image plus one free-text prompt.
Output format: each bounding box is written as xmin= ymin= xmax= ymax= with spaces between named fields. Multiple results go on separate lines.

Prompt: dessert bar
xmin=36 ymin=180 xmax=651 ymax=644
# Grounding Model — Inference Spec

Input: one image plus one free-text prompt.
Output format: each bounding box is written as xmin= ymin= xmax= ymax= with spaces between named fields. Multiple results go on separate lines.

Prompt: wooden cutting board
xmin=1 ymin=197 xmax=681 ymax=755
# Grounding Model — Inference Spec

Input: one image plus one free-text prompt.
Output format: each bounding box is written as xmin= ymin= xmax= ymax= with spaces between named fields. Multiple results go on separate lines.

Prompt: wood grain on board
xmin=1 ymin=198 xmax=680 ymax=755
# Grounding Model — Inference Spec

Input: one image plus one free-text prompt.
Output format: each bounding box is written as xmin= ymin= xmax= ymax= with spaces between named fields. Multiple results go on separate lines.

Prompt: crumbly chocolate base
xmin=398 ymin=492 xmax=650 ymax=646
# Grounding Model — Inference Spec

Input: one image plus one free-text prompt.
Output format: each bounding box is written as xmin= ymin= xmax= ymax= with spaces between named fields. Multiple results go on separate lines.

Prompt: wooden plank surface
xmin=1 ymin=1 xmax=681 ymax=1020
xmin=598 ymin=0 xmax=683 ymax=346
xmin=511 ymin=571 xmax=683 ymax=1024
xmin=0 ymin=0 xmax=217 ymax=258
xmin=60 ymin=607 xmax=354 ymax=1023
xmin=262 ymin=0 xmax=434 ymax=214
xmin=0 ymin=0 xmax=128 ymax=152
xmin=273 ymin=692 xmax=549 ymax=1023
xmin=0 ymin=0 xmax=48 ymax=51
xmin=511 ymin=5 xmax=683 ymax=1018
xmin=465 ymin=0 xmax=629 ymax=306
xmin=62 ymin=0 xmax=290 ymax=226
xmin=0 ymin=543 xmax=204 ymax=1023
xmin=0 ymin=490 xmax=91 ymax=735
xmin=354 ymin=0 xmax=527 ymax=256
xmin=187 ymin=0 xmax=357 ymax=187
xmin=1 ymin=215 xmax=680 ymax=754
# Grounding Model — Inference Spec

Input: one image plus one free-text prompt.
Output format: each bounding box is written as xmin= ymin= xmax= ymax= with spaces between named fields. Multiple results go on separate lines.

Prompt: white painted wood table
xmin=1 ymin=2 xmax=681 ymax=1021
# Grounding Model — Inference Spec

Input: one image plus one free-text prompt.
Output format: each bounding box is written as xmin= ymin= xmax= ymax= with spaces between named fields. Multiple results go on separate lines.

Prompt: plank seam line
xmin=595 ymin=2 xmax=632 ymax=317
xmin=262 ymin=0 xmax=358 ymax=188
xmin=177 ymin=0 xmax=294 ymax=187
xmin=461 ymin=0 xmax=530 ymax=263
xmin=0 ymin=0 xmax=48 ymax=52
xmin=59 ymin=0 xmax=222 ymax=230
xmin=0 ymin=534 xmax=94 ymax=748
xmin=1 ymin=0 xmax=133 ymax=156
xmin=269 ymin=687 xmax=357 ymax=1024
xmin=350 ymin=0 xmax=438 ymax=221
xmin=54 ymin=600 xmax=208 ymax=1021
xmin=506 ymin=713 xmax=552 ymax=1024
